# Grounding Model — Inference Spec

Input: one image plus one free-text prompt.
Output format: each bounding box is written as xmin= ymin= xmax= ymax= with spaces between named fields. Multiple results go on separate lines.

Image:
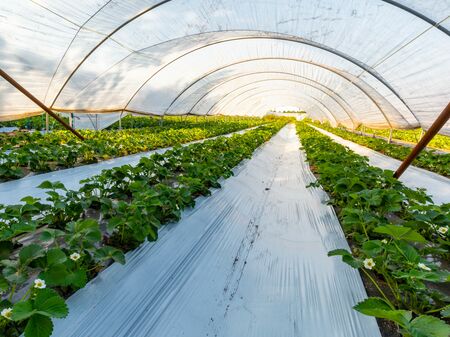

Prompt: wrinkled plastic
xmin=51 ymin=125 xmax=382 ymax=337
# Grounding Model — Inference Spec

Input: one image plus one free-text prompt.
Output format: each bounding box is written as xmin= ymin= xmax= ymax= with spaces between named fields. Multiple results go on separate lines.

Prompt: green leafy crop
xmin=297 ymin=122 xmax=450 ymax=337
xmin=0 ymin=121 xmax=288 ymax=337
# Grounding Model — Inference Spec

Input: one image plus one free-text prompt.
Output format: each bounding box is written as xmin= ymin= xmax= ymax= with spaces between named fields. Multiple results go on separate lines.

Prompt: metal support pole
xmin=119 ymin=111 xmax=123 ymax=130
xmin=45 ymin=113 xmax=49 ymax=133
xmin=388 ymin=128 xmax=393 ymax=143
xmin=0 ymin=68 xmax=84 ymax=140
xmin=394 ymin=102 xmax=450 ymax=178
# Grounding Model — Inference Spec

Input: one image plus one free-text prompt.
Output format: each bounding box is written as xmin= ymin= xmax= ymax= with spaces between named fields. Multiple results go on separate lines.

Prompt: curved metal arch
xmin=183 ymin=72 xmax=356 ymax=126
xmin=229 ymin=94 xmax=336 ymax=124
xmin=382 ymin=1 xmax=450 ymax=36
xmin=204 ymin=79 xmax=341 ymax=124
xmin=220 ymin=93 xmax=333 ymax=121
xmin=242 ymin=96 xmax=330 ymax=121
xmin=43 ymin=0 xmax=115 ymax=103
xmin=207 ymin=90 xmax=303 ymax=116
xmin=216 ymin=88 xmax=339 ymax=125
xmin=49 ymin=0 xmax=449 ymax=110
xmin=210 ymin=82 xmax=341 ymax=124
xmin=144 ymin=56 xmax=394 ymax=127
xmin=49 ymin=0 xmax=172 ymax=108
xmin=226 ymin=96 xmax=308 ymax=117
xmin=121 ymin=34 xmax=413 ymax=123
xmin=214 ymin=88 xmax=337 ymax=123
xmin=240 ymin=94 xmax=335 ymax=122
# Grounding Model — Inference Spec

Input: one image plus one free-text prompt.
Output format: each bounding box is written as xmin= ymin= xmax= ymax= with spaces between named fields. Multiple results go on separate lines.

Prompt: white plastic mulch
xmin=52 ymin=124 xmax=380 ymax=337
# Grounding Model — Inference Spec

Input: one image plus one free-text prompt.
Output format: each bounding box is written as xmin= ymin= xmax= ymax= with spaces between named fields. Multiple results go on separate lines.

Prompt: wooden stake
xmin=394 ymin=102 xmax=450 ymax=178
xmin=0 ymin=68 xmax=84 ymax=140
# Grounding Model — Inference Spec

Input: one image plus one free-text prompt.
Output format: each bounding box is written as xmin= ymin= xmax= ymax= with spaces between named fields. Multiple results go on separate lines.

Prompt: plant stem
xmin=20 ymin=287 xmax=32 ymax=301
xmin=362 ymin=268 xmax=395 ymax=309
xmin=8 ymin=284 xmax=16 ymax=302
xmin=426 ymin=305 xmax=448 ymax=314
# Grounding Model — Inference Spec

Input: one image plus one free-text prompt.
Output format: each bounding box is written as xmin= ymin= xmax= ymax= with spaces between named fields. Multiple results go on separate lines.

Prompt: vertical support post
xmin=388 ymin=128 xmax=393 ymax=144
xmin=45 ymin=113 xmax=49 ymax=133
xmin=119 ymin=111 xmax=123 ymax=130
xmin=69 ymin=113 xmax=73 ymax=128
xmin=0 ymin=68 xmax=84 ymax=140
xmin=394 ymin=102 xmax=450 ymax=178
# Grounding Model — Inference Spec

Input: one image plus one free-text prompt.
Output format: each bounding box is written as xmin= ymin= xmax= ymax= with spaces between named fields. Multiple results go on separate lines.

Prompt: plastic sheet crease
xmin=51 ymin=124 xmax=381 ymax=337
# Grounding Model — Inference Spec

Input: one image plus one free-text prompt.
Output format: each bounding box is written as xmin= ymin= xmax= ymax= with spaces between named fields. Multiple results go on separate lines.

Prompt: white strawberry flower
xmin=418 ymin=263 xmax=431 ymax=271
xmin=437 ymin=226 xmax=448 ymax=235
xmin=34 ymin=278 xmax=46 ymax=289
xmin=381 ymin=239 xmax=388 ymax=244
xmin=70 ymin=252 xmax=81 ymax=261
xmin=363 ymin=258 xmax=375 ymax=270
xmin=1 ymin=308 xmax=12 ymax=320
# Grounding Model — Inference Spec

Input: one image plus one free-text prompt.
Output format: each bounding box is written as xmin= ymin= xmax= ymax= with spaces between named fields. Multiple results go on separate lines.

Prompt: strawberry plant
xmin=0 ymin=122 xmax=287 ymax=337
xmin=353 ymin=125 xmax=450 ymax=152
xmin=0 ymin=116 xmax=284 ymax=182
xmin=297 ymin=122 xmax=450 ymax=336
xmin=308 ymin=120 xmax=450 ymax=177
xmin=0 ymin=115 xmax=68 ymax=131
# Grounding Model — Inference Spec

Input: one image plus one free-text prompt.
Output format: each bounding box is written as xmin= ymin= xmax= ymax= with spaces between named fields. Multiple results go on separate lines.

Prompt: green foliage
xmin=355 ymin=298 xmax=450 ymax=337
xmin=11 ymin=288 xmax=68 ymax=337
xmin=0 ymin=115 xmax=276 ymax=182
xmin=0 ymin=121 xmax=287 ymax=337
xmin=0 ymin=115 xmax=68 ymax=131
xmin=297 ymin=122 xmax=450 ymax=336
xmin=354 ymin=125 xmax=450 ymax=152
xmin=308 ymin=120 xmax=450 ymax=177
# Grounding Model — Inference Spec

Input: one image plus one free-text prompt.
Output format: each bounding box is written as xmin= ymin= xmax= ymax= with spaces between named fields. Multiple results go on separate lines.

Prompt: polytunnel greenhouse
xmin=0 ymin=1 xmax=450 ymax=336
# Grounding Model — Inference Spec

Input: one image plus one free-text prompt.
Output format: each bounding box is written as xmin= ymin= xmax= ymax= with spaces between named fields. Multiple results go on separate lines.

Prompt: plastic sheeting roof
xmin=0 ymin=1 xmax=449 ymax=133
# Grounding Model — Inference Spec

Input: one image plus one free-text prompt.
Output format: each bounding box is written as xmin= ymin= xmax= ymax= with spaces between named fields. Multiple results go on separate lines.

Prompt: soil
xmin=359 ymin=270 xmax=402 ymax=337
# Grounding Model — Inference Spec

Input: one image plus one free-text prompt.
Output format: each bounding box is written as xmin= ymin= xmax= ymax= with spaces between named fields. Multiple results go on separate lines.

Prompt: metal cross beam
xmin=0 ymin=68 xmax=84 ymax=140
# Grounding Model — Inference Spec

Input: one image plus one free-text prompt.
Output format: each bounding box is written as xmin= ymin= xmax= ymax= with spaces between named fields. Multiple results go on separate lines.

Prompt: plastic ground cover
xmin=51 ymin=124 xmax=380 ymax=337
xmin=311 ymin=125 xmax=450 ymax=205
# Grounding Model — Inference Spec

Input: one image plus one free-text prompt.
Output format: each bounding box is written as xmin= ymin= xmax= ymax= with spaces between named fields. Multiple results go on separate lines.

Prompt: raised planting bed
xmin=351 ymin=126 xmax=450 ymax=152
xmin=296 ymin=122 xmax=450 ymax=337
xmin=0 ymin=115 xmax=69 ymax=132
xmin=0 ymin=116 xmax=279 ymax=183
xmin=0 ymin=121 xmax=287 ymax=337
xmin=308 ymin=120 xmax=450 ymax=177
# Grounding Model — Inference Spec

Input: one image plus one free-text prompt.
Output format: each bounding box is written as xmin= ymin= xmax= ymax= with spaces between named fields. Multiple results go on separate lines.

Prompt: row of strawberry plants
xmin=0 ymin=121 xmax=286 ymax=337
xmin=1 ymin=116 xmax=269 ymax=151
xmin=308 ymin=120 xmax=450 ymax=177
xmin=107 ymin=115 xmax=269 ymax=130
xmin=0 ymin=116 xmax=274 ymax=182
xmin=0 ymin=116 xmax=68 ymax=131
xmin=296 ymin=122 xmax=450 ymax=337
xmin=353 ymin=125 xmax=450 ymax=152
